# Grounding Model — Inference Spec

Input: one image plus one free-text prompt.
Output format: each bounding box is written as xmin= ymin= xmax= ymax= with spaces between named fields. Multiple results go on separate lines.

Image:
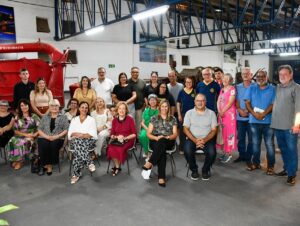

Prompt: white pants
xmin=96 ymin=129 xmax=110 ymax=156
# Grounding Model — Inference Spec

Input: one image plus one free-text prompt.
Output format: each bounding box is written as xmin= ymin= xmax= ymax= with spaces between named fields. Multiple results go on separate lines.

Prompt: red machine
xmin=0 ymin=41 xmax=68 ymax=106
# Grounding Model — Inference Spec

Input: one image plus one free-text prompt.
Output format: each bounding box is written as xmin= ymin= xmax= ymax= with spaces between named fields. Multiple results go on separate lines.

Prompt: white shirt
xmin=68 ymin=116 xmax=98 ymax=140
xmin=91 ymin=78 xmax=114 ymax=105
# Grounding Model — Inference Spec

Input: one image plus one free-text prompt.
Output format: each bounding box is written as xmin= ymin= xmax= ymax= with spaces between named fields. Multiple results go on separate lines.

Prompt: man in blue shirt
xmin=245 ymin=70 xmax=276 ymax=175
xmin=235 ymin=67 xmax=253 ymax=163
xmin=196 ymin=67 xmax=220 ymax=113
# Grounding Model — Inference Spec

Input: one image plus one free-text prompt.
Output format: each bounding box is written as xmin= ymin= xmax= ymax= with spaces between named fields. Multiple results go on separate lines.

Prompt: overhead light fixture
xmin=279 ymin=52 xmax=299 ymax=57
xmin=215 ymin=9 xmax=222 ymax=12
xmin=85 ymin=26 xmax=105 ymax=36
xmin=253 ymin=48 xmax=274 ymax=54
xmin=132 ymin=5 xmax=169 ymax=21
xmin=165 ymin=35 xmax=190 ymax=40
xmin=270 ymin=37 xmax=300 ymax=44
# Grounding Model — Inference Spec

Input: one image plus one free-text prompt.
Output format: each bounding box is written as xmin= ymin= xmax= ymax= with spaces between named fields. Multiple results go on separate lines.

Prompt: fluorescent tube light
xmin=85 ymin=26 xmax=105 ymax=36
xmin=270 ymin=37 xmax=300 ymax=44
xmin=253 ymin=48 xmax=274 ymax=54
xmin=279 ymin=52 xmax=299 ymax=57
xmin=133 ymin=5 xmax=169 ymax=21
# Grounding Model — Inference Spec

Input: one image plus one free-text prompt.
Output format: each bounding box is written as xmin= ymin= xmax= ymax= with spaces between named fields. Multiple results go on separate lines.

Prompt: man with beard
xmin=244 ymin=70 xmax=276 ymax=175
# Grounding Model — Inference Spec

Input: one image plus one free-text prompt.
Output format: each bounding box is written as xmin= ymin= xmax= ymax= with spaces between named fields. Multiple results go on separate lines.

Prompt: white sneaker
xmin=88 ymin=164 xmax=96 ymax=172
xmin=71 ymin=176 xmax=80 ymax=184
xmin=141 ymin=169 xmax=151 ymax=180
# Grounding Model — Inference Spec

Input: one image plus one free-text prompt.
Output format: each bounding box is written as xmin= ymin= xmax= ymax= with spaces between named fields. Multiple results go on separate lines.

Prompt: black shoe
xmin=202 ymin=172 xmax=210 ymax=181
xmin=275 ymin=170 xmax=288 ymax=177
xmin=286 ymin=176 xmax=296 ymax=186
xmin=191 ymin=171 xmax=199 ymax=181
xmin=38 ymin=167 xmax=46 ymax=176
xmin=47 ymin=171 xmax=52 ymax=176
xmin=158 ymin=182 xmax=166 ymax=187
xmin=233 ymin=157 xmax=243 ymax=163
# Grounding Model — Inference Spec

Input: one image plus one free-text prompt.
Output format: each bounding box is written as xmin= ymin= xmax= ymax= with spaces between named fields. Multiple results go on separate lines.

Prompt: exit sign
xmin=108 ymin=64 xmax=115 ymax=68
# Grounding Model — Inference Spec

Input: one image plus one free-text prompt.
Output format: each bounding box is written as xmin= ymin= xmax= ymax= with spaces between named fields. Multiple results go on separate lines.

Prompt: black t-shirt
xmin=13 ymin=81 xmax=35 ymax=109
xmin=157 ymin=93 xmax=175 ymax=107
xmin=112 ymin=84 xmax=134 ymax=101
xmin=144 ymin=84 xmax=158 ymax=99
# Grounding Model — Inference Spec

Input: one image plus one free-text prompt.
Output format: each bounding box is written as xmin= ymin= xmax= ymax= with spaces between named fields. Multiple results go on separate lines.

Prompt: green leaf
xmin=0 ymin=205 xmax=19 ymax=214
xmin=0 ymin=219 xmax=9 ymax=226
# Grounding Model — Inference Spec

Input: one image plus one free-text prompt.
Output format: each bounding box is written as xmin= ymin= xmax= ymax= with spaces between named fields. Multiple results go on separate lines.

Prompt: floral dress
xmin=7 ymin=114 xmax=40 ymax=162
xmin=217 ymin=86 xmax=237 ymax=154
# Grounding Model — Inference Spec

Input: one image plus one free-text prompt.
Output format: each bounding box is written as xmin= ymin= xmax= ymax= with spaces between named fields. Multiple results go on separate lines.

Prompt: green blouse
xmin=142 ymin=108 xmax=159 ymax=127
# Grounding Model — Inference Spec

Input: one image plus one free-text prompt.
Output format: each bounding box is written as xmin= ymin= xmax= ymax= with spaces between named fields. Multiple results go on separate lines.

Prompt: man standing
xmin=91 ymin=67 xmax=114 ymax=105
xmin=167 ymin=70 xmax=183 ymax=110
xmin=214 ymin=67 xmax=224 ymax=87
xmin=245 ymin=70 xmax=276 ymax=174
xmin=196 ymin=67 xmax=220 ymax=113
xmin=234 ymin=67 xmax=253 ymax=163
xmin=13 ymin=68 xmax=35 ymax=109
xmin=271 ymin=65 xmax=300 ymax=186
xmin=183 ymin=93 xmax=218 ymax=181
xmin=128 ymin=67 xmax=146 ymax=135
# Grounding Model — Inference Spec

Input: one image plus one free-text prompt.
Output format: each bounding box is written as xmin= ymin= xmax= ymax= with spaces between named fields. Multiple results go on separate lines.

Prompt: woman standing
xmin=177 ymin=77 xmax=196 ymax=154
xmin=73 ymin=76 xmax=96 ymax=110
xmin=0 ymin=100 xmax=14 ymax=150
xmin=7 ymin=99 xmax=40 ymax=170
xmin=139 ymin=94 xmax=159 ymax=160
xmin=144 ymin=72 xmax=159 ymax=106
xmin=112 ymin=72 xmax=137 ymax=118
xmin=68 ymin=102 xmax=98 ymax=184
xmin=217 ymin=73 xmax=237 ymax=163
xmin=65 ymin=98 xmax=79 ymax=122
xmin=38 ymin=99 xmax=69 ymax=175
xmin=156 ymin=82 xmax=176 ymax=115
xmin=142 ymin=100 xmax=178 ymax=187
xmin=91 ymin=97 xmax=112 ymax=157
xmin=30 ymin=78 xmax=53 ymax=117
xmin=107 ymin=102 xmax=136 ymax=176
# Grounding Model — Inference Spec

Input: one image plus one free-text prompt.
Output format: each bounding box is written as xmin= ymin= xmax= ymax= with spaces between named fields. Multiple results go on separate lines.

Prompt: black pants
xmin=38 ymin=138 xmax=64 ymax=166
xmin=149 ymin=138 xmax=175 ymax=179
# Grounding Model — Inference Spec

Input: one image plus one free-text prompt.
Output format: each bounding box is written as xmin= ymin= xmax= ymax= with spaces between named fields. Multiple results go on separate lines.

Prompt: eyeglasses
xmin=195 ymin=100 xmax=206 ymax=102
xmin=160 ymin=86 xmax=167 ymax=89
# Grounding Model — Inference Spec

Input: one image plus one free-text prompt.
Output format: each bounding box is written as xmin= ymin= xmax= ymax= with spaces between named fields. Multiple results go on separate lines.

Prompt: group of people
xmin=0 ymin=64 xmax=299 ymax=187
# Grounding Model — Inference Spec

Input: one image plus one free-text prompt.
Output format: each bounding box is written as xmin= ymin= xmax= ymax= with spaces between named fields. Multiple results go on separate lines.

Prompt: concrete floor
xmin=1 ymin=147 xmax=300 ymax=226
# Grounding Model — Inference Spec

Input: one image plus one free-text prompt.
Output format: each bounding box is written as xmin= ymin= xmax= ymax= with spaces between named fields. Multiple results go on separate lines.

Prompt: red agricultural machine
xmin=0 ymin=41 xmax=68 ymax=107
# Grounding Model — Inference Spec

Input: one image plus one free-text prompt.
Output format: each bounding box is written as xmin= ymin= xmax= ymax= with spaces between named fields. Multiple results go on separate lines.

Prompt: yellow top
xmin=73 ymin=88 xmax=96 ymax=109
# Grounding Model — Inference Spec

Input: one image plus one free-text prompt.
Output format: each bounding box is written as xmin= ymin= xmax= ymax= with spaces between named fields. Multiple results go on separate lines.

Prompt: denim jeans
xmin=250 ymin=123 xmax=275 ymax=168
xmin=184 ymin=138 xmax=216 ymax=173
xmin=237 ymin=120 xmax=252 ymax=162
xmin=274 ymin=129 xmax=299 ymax=177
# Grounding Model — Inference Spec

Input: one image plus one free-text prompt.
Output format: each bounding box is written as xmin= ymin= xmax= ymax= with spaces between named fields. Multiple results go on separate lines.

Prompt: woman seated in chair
xmin=37 ymin=99 xmax=69 ymax=176
xmin=91 ymin=97 xmax=112 ymax=157
xmin=64 ymin=98 xmax=79 ymax=122
xmin=68 ymin=101 xmax=98 ymax=184
xmin=142 ymin=100 xmax=178 ymax=187
xmin=107 ymin=101 xmax=136 ymax=176
xmin=138 ymin=94 xmax=158 ymax=161
xmin=7 ymin=99 xmax=40 ymax=170
xmin=0 ymin=100 xmax=14 ymax=153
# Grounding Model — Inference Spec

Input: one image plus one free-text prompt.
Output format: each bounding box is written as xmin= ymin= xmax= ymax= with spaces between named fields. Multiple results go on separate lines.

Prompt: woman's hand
xmin=218 ymin=111 xmax=224 ymax=117
xmin=156 ymin=135 xmax=164 ymax=141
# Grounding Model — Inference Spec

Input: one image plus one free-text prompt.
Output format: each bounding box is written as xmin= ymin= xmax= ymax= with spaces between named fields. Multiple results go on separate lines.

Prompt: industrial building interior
xmin=0 ymin=0 xmax=300 ymax=226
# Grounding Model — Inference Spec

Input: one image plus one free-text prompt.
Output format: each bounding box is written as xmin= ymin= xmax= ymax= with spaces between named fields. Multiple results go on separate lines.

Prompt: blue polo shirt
xmin=177 ymin=89 xmax=196 ymax=117
xmin=196 ymin=81 xmax=220 ymax=113
xmin=244 ymin=83 xmax=275 ymax=124
xmin=236 ymin=83 xmax=252 ymax=121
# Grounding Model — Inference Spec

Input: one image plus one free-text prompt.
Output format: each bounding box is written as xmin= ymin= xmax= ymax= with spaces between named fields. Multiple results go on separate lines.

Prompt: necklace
xmin=82 ymin=89 xmax=88 ymax=98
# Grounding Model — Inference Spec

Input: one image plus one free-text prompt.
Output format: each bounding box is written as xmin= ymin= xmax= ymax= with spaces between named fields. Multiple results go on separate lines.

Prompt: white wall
xmin=239 ymin=53 xmax=270 ymax=74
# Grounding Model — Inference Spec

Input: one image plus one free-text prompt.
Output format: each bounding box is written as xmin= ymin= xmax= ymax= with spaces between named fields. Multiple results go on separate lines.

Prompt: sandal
xmin=71 ymin=176 xmax=80 ymax=184
xmin=112 ymin=167 xmax=121 ymax=176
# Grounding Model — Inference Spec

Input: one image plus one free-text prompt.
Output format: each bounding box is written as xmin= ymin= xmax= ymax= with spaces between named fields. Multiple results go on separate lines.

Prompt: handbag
xmin=216 ymin=122 xmax=224 ymax=145
xmin=109 ymin=138 xmax=127 ymax=146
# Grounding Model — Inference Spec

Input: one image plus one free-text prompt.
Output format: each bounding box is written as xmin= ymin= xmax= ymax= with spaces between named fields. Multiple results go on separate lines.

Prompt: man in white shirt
xmin=91 ymin=67 xmax=114 ymax=105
